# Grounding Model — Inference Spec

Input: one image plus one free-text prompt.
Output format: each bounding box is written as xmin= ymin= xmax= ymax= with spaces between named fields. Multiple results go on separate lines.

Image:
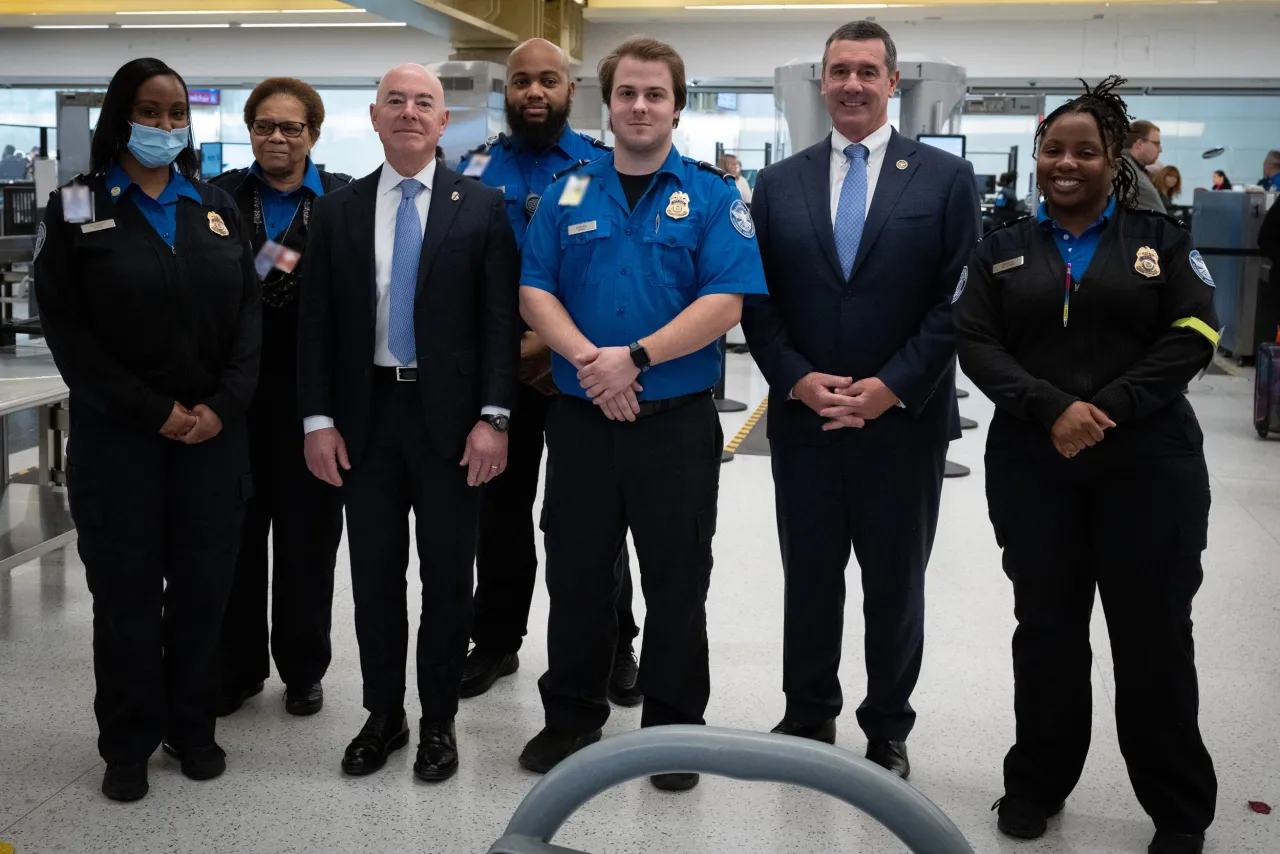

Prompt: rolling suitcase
xmin=1255 ymin=341 xmax=1280 ymax=438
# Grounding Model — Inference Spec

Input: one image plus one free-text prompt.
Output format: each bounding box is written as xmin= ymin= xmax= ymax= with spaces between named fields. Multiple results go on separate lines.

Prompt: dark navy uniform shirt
xmin=249 ymin=157 xmax=325 ymax=241
xmin=105 ymin=162 xmax=202 ymax=247
xmin=458 ymin=127 xmax=610 ymax=248
xmin=521 ymin=145 xmax=768 ymax=401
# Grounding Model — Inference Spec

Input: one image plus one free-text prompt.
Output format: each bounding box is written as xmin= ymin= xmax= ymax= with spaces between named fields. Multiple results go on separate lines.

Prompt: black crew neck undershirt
xmin=617 ymin=170 xmax=657 ymax=211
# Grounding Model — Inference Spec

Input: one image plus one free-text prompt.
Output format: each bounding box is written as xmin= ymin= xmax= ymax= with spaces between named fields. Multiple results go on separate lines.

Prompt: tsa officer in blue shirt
xmin=211 ymin=78 xmax=349 ymax=722
xmin=517 ymin=37 xmax=767 ymax=790
xmin=456 ymin=38 xmax=642 ymax=707
xmin=33 ymin=58 xmax=260 ymax=802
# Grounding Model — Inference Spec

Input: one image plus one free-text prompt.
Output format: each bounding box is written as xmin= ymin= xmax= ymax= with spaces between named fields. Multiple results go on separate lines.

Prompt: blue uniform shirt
xmin=458 ymin=127 xmax=609 ymax=248
xmin=250 ymin=157 xmax=324 ymax=240
xmin=522 ymin=145 xmax=768 ymax=401
xmin=106 ymin=162 xmax=202 ymax=247
xmin=1038 ymin=196 xmax=1117 ymax=281
xmin=1261 ymin=174 xmax=1280 ymax=193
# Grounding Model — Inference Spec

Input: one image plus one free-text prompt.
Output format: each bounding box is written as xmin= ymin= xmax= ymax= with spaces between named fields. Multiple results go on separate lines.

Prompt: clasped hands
xmin=1050 ymin=401 xmax=1116 ymax=459
xmin=159 ymin=402 xmax=223 ymax=444
xmin=792 ymin=372 xmax=900 ymax=430
xmin=575 ymin=346 xmax=644 ymax=422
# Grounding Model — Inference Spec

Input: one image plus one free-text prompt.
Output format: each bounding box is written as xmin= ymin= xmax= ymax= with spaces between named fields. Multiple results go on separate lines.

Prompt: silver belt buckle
xmin=395 ymin=366 xmax=416 ymax=382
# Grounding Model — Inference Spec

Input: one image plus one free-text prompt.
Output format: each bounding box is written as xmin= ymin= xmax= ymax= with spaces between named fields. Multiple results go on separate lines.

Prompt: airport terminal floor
xmin=1 ymin=354 xmax=1277 ymax=854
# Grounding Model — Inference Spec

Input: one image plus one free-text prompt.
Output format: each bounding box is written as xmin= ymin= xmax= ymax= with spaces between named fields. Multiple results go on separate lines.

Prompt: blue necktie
xmin=835 ymin=143 xmax=868 ymax=280
xmin=388 ymin=178 xmax=424 ymax=366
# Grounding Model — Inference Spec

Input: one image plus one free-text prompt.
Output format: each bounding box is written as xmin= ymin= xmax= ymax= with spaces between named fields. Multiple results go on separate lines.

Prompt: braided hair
xmin=1033 ymin=75 xmax=1136 ymax=205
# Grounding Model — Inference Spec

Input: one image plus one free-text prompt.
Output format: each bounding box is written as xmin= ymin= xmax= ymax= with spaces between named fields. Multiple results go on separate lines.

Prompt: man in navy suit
xmin=742 ymin=21 xmax=979 ymax=778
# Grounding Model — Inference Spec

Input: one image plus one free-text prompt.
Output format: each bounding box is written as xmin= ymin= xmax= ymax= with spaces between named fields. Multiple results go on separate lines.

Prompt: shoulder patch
xmin=1188 ymin=250 xmax=1215 ymax=287
xmin=552 ymin=159 xmax=590 ymax=183
xmin=729 ymin=199 xmax=755 ymax=238
xmin=951 ymin=266 xmax=968 ymax=304
xmin=33 ymin=222 xmax=46 ymax=262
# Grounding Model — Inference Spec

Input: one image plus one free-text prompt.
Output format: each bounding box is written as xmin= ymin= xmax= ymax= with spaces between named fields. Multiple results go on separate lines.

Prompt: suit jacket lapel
xmin=417 ymin=167 xmax=463 ymax=294
xmin=801 ymin=137 xmax=845 ymax=284
xmin=848 ymin=129 xmax=917 ymax=283
xmin=346 ymin=166 xmax=380 ymax=323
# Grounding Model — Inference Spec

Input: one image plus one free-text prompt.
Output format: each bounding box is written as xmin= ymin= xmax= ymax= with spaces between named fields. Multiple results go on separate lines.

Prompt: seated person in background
xmin=1211 ymin=170 xmax=1231 ymax=190
xmin=1153 ymin=165 xmax=1182 ymax=214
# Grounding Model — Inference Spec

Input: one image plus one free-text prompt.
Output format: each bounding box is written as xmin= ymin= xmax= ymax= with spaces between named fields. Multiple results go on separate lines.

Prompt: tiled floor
xmin=1 ymin=355 xmax=1277 ymax=853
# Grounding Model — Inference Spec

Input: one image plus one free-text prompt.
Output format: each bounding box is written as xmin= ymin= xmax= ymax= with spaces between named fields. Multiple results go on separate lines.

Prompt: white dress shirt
xmin=304 ymin=158 xmax=506 ymax=434
xmin=829 ymin=121 xmax=893 ymax=225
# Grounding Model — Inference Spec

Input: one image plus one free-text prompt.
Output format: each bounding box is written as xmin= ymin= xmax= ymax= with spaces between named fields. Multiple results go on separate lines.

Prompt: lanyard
xmin=252 ymin=183 xmax=311 ymax=242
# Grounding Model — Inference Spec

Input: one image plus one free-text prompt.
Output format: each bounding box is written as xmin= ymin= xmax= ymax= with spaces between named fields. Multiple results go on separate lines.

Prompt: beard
xmin=506 ymin=97 xmax=572 ymax=151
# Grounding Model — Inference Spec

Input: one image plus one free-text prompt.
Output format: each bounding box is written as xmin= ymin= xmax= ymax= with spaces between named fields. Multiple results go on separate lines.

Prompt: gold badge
xmin=1134 ymin=246 xmax=1160 ymax=278
xmin=666 ymin=191 xmax=690 ymax=220
xmin=207 ymin=211 xmax=229 ymax=238
xmin=896 ymin=159 xmax=909 ymax=170
xmin=450 ymin=191 xmax=459 ymax=201
xmin=109 ymin=186 xmax=121 ymax=197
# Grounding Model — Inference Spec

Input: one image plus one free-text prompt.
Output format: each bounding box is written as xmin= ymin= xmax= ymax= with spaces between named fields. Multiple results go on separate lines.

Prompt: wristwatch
xmin=629 ymin=341 xmax=652 ymax=372
xmin=481 ymin=413 xmax=510 ymax=433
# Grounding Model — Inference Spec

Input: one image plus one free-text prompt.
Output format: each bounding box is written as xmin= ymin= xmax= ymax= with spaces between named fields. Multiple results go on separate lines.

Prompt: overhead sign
xmin=963 ymin=95 xmax=1045 ymax=116
xmin=189 ymin=89 xmax=221 ymax=106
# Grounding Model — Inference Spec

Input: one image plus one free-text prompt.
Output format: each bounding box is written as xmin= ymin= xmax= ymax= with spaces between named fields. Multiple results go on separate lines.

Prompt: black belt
xmin=373 ymin=365 xmax=417 ymax=382
xmin=634 ymin=390 xmax=710 ymax=419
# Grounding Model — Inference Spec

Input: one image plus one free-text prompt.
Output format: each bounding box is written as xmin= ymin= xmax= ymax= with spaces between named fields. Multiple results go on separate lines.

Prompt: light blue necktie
xmin=388 ymin=178 xmax=424 ymax=366
xmin=834 ymin=143 xmax=868 ymax=280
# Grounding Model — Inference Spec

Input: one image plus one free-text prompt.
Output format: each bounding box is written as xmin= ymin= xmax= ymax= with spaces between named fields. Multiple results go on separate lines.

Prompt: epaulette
xmin=216 ymin=167 xmax=246 ymax=181
xmin=1127 ymin=206 xmax=1188 ymax=230
xmin=685 ymin=157 xmax=733 ymax=182
xmin=982 ymin=214 xmax=1034 ymax=241
xmin=552 ymin=159 xmax=590 ymax=183
xmin=465 ymin=133 xmax=506 ymax=159
xmin=586 ymin=135 xmax=612 ymax=151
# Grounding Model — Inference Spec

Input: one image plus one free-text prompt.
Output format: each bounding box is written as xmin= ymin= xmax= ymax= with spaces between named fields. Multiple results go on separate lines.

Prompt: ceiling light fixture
xmin=32 ymin=24 xmax=109 ymax=29
xmin=685 ymin=3 xmax=924 ymax=9
xmin=238 ymin=21 xmax=406 ymax=27
xmin=115 ymin=7 xmax=366 ymax=14
xmin=118 ymin=23 xmax=233 ymax=28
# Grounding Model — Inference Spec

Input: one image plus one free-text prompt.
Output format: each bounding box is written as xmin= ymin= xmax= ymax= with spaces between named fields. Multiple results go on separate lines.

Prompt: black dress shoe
xmin=771 ymin=717 xmax=837 ymax=745
xmin=102 ymin=761 xmax=148 ymax=802
xmin=607 ymin=647 xmax=642 ymax=707
xmin=866 ymin=740 xmax=910 ymax=779
xmin=1149 ymin=831 xmax=1205 ymax=854
xmin=460 ymin=648 xmax=519 ymax=699
xmin=161 ymin=742 xmax=226 ymax=781
xmin=651 ymin=773 xmax=700 ymax=791
xmin=518 ymin=727 xmax=603 ymax=774
xmin=992 ymin=795 xmax=1065 ymax=839
xmin=413 ymin=719 xmax=459 ymax=782
xmin=341 ymin=710 xmax=410 ymax=776
xmin=216 ymin=680 xmax=264 ymax=717
xmin=285 ymin=682 xmax=324 ymax=716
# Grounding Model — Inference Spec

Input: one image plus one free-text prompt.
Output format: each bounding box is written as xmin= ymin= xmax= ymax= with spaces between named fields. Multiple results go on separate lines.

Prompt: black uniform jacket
xmin=955 ymin=206 xmax=1218 ymax=429
xmin=210 ymin=166 xmax=350 ymax=421
xmin=34 ymin=173 xmax=262 ymax=434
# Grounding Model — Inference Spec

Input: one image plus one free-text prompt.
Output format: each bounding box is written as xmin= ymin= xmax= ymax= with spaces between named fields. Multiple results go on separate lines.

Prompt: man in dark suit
xmin=298 ymin=63 xmax=519 ymax=783
xmin=742 ymin=21 xmax=979 ymax=779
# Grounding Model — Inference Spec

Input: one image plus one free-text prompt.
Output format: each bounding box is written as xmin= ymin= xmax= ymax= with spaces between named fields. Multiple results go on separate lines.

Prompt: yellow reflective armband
xmin=1172 ymin=317 xmax=1219 ymax=347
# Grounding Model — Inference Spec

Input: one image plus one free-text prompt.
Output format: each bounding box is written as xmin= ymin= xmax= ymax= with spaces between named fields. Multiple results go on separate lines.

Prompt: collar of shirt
xmin=1037 ymin=195 xmax=1117 ymax=231
xmin=250 ymin=157 xmax=325 ymax=198
xmin=829 ymin=121 xmax=892 ymax=223
xmin=378 ymin=157 xmax=436 ymax=198
xmin=585 ymin=144 xmax=684 ymax=212
xmin=1038 ymin=196 xmax=1116 ymax=278
xmin=105 ymin=162 xmax=201 ymax=206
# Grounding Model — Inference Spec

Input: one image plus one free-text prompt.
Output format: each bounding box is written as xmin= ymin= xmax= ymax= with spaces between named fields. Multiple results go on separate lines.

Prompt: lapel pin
xmin=896 ymin=159 xmax=909 ymax=170
xmin=451 ymin=190 xmax=459 ymax=201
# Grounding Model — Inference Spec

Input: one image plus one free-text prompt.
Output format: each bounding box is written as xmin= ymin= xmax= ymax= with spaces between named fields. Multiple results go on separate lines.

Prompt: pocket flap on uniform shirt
xmin=644 ymin=220 xmax=699 ymax=250
xmin=560 ymin=219 xmax=611 ymax=247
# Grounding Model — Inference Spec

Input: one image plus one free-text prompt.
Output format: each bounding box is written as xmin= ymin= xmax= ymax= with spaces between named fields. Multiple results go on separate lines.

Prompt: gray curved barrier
xmin=489 ymin=725 xmax=974 ymax=854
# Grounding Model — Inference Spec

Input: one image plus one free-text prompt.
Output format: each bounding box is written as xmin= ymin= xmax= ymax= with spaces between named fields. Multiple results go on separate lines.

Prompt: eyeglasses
xmin=250 ymin=120 xmax=307 ymax=139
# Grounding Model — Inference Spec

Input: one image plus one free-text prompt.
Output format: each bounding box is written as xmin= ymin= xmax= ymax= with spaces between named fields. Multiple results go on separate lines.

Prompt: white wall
xmin=583 ymin=12 xmax=1280 ymax=85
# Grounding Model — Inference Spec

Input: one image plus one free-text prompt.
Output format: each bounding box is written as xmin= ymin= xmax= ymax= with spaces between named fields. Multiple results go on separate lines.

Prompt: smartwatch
xmin=481 ymin=413 xmax=510 ymax=434
xmin=629 ymin=341 xmax=652 ymax=372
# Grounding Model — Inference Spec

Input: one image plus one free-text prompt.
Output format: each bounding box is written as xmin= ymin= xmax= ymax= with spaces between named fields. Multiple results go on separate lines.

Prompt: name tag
xmin=81 ymin=219 xmax=116 ymax=233
xmin=993 ymin=256 xmax=1024 ymax=274
xmin=567 ymin=221 xmax=597 ymax=236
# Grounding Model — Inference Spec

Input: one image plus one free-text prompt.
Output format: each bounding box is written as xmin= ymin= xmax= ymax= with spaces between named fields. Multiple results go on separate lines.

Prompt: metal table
xmin=0 ymin=342 xmax=73 ymax=574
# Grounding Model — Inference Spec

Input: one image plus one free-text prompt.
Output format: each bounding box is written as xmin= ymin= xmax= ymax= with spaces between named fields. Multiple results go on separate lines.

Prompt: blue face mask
xmin=126 ymin=122 xmax=190 ymax=168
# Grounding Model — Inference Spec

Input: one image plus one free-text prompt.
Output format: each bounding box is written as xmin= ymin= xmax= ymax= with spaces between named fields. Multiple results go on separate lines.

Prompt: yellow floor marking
xmin=724 ymin=397 xmax=768 ymax=453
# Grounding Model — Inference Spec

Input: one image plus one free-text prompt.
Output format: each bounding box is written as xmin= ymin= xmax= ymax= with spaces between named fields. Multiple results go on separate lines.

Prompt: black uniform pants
xmin=219 ymin=402 xmax=344 ymax=693
xmin=67 ymin=402 xmax=250 ymax=764
xmin=474 ymin=382 xmax=639 ymax=655
xmin=770 ymin=425 xmax=946 ymax=741
xmin=986 ymin=405 xmax=1217 ymax=834
xmin=539 ymin=393 xmax=722 ymax=733
xmin=344 ymin=378 xmax=477 ymax=721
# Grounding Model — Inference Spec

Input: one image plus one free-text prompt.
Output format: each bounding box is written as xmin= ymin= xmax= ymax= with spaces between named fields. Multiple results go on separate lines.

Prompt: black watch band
xmin=629 ymin=341 xmax=651 ymax=372
xmin=481 ymin=413 xmax=509 ymax=433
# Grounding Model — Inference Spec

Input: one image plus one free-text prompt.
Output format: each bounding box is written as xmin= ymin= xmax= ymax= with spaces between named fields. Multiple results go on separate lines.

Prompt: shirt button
xmin=626 ymin=228 xmax=632 ymax=235
xmin=617 ymin=309 xmax=625 ymax=315
xmin=621 ymin=269 xmax=627 ymax=275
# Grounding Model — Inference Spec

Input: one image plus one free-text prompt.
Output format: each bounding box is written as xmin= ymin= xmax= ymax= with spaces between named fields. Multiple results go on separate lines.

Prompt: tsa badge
xmin=666 ymin=191 xmax=690 ymax=220
xmin=1134 ymin=246 xmax=1160 ymax=278
xmin=207 ymin=211 xmax=230 ymax=238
